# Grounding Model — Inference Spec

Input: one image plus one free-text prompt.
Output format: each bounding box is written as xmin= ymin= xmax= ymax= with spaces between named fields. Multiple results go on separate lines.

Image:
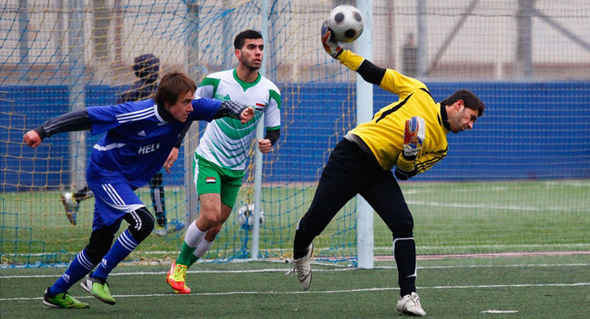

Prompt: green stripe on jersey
xmin=269 ymin=89 xmax=281 ymax=109
xmin=200 ymin=77 xmax=220 ymax=96
xmin=215 ymin=115 xmax=260 ymax=139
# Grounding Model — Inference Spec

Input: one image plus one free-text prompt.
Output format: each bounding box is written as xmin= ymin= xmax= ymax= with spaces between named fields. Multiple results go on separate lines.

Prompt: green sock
xmin=187 ymin=254 xmax=199 ymax=268
xmin=176 ymin=242 xmax=197 ymax=265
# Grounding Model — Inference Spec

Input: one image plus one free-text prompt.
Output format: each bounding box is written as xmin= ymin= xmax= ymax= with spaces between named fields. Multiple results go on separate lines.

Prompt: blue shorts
xmin=87 ymin=165 xmax=146 ymax=231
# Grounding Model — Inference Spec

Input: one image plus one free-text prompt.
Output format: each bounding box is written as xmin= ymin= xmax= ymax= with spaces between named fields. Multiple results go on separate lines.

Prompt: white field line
xmin=7 ymin=243 xmax=590 ymax=258
xmin=405 ymin=199 xmax=583 ymax=212
xmin=2 ymin=282 xmax=589 ymax=302
xmin=2 ymin=263 xmax=589 ymax=279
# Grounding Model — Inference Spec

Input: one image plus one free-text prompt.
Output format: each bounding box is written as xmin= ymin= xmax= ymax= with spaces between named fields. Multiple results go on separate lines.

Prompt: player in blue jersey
xmin=23 ymin=71 xmax=254 ymax=309
xmin=60 ymin=54 xmax=184 ymax=235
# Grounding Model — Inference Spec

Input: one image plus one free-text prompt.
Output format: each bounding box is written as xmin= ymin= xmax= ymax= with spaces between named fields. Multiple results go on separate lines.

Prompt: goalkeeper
xmin=291 ymin=23 xmax=485 ymax=317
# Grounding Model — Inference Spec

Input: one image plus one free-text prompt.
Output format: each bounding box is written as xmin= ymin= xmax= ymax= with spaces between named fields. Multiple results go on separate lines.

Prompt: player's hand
xmin=23 ymin=130 xmax=42 ymax=148
xmin=321 ymin=21 xmax=343 ymax=58
xmin=164 ymin=147 xmax=179 ymax=173
xmin=395 ymin=167 xmax=417 ymax=180
xmin=258 ymin=139 xmax=272 ymax=154
xmin=402 ymin=116 xmax=426 ymax=159
xmin=240 ymin=106 xmax=255 ymax=124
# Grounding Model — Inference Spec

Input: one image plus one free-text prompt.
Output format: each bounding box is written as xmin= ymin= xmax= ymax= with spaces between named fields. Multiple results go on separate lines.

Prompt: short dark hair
xmin=155 ymin=72 xmax=196 ymax=107
xmin=234 ymin=30 xmax=263 ymax=50
xmin=440 ymin=89 xmax=485 ymax=116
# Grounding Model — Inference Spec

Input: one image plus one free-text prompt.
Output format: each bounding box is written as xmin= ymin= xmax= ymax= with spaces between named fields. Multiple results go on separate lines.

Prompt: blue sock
xmin=49 ymin=249 xmax=96 ymax=295
xmin=91 ymin=230 xmax=139 ymax=280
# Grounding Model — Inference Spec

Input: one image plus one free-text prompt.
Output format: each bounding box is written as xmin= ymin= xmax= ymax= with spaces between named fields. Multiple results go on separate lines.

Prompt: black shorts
xmin=298 ymin=138 xmax=414 ymax=238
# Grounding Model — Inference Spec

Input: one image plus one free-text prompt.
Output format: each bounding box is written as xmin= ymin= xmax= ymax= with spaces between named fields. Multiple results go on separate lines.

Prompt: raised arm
xmin=321 ymin=22 xmax=426 ymax=97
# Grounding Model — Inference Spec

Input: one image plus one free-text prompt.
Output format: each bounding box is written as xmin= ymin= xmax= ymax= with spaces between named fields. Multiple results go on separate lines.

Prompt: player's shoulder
xmin=259 ymin=75 xmax=280 ymax=94
xmin=201 ymin=70 xmax=228 ymax=84
xmin=112 ymin=99 xmax=156 ymax=116
xmin=123 ymin=98 xmax=155 ymax=109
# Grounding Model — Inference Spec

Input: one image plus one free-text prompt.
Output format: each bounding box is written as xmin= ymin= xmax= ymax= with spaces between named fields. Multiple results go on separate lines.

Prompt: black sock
xmin=293 ymin=229 xmax=314 ymax=259
xmin=394 ymin=237 xmax=416 ymax=296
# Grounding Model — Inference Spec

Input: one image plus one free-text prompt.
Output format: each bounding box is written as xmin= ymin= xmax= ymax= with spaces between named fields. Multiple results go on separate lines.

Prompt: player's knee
xmin=124 ymin=207 xmax=155 ymax=242
xmin=198 ymin=212 xmax=222 ymax=229
xmin=390 ymin=218 xmax=414 ymax=238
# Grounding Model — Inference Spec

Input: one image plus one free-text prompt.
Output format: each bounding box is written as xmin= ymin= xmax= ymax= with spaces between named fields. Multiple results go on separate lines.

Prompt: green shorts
xmin=193 ymin=154 xmax=245 ymax=208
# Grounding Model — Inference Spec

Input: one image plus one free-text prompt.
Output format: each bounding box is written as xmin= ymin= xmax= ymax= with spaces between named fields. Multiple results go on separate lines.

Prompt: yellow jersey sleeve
xmin=337 ymin=49 xmax=427 ymax=98
xmin=339 ymin=49 xmax=450 ymax=174
xmin=415 ymin=149 xmax=447 ymax=173
xmin=380 ymin=69 xmax=428 ymax=100
xmin=336 ymin=49 xmax=364 ymax=71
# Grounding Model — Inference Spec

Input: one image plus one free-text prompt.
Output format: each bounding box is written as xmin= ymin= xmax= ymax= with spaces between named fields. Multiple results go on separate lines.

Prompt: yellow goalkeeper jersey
xmin=338 ymin=50 xmax=449 ymax=173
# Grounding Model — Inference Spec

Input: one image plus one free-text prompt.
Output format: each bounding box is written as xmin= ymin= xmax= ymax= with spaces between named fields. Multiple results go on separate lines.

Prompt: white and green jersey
xmin=195 ymin=69 xmax=281 ymax=170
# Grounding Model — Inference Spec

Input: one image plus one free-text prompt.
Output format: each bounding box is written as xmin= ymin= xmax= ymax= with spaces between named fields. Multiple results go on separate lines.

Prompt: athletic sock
xmin=293 ymin=229 xmax=314 ymax=259
xmin=91 ymin=230 xmax=139 ymax=280
xmin=187 ymin=239 xmax=213 ymax=267
xmin=176 ymin=222 xmax=206 ymax=265
xmin=393 ymin=237 xmax=417 ymax=296
xmin=48 ymin=249 xmax=97 ymax=296
xmin=178 ymin=242 xmax=197 ymax=266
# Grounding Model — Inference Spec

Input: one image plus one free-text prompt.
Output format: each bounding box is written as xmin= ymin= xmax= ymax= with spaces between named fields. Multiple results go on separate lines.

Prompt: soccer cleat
xmin=80 ymin=276 xmax=116 ymax=305
xmin=60 ymin=192 xmax=79 ymax=226
xmin=154 ymin=225 xmax=167 ymax=236
xmin=43 ymin=288 xmax=89 ymax=309
xmin=292 ymin=243 xmax=313 ymax=290
xmin=167 ymin=220 xmax=186 ymax=233
xmin=166 ymin=261 xmax=191 ymax=294
xmin=397 ymin=292 xmax=426 ymax=317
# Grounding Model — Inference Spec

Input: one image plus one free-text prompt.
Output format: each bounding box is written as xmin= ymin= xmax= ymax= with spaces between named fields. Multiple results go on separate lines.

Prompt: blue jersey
xmin=86 ymin=98 xmax=220 ymax=188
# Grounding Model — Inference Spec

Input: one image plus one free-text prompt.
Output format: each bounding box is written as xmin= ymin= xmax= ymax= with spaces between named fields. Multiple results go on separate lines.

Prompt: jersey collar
xmin=439 ymin=103 xmax=451 ymax=132
xmin=156 ymin=101 xmax=174 ymax=122
xmin=233 ymin=68 xmax=261 ymax=91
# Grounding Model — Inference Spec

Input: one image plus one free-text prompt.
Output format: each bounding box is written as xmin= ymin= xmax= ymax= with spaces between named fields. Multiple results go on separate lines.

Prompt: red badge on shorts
xmin=205 ymin=177 xmax=216 ymax=184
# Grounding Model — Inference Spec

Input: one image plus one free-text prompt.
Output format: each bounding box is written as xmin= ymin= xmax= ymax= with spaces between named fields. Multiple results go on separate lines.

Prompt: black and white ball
xmin=326 ymin=5 xmax=364 ymax=43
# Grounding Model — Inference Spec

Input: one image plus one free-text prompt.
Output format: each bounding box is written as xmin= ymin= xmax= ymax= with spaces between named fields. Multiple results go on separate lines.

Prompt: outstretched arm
xmin=23 ymin=109 xmax=91 ymax=147
xmin=214 ymin=100 xmax=254 ymax=124
xmin=321 ymin=22 xmax=425 ymax=97
xmin=321 ymin=23 xmax=385 ymax=86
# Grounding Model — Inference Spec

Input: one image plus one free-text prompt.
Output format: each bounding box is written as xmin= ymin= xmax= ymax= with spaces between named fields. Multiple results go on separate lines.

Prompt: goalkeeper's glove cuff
xmin=401 ymin=152 xmax=416 ymax=161
xmin=395 ymin=167 xmax=417 ymax=180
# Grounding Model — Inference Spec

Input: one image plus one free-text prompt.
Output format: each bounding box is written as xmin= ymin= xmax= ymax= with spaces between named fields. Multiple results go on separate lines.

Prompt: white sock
xmin=184 ymin=222 xmax=206 ymax=248
xmin=194 ymin=239 xmax=213 ymax=258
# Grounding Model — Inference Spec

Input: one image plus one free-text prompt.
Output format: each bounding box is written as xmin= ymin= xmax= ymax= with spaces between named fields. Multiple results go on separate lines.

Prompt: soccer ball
xmin=326 ymin=5 xmax=364 ymax=43
xmin=237 ymin=204 xmax=265 ymax=229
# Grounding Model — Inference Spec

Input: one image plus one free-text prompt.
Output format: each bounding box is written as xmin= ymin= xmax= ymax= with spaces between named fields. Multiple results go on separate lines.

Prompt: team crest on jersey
xmin=205 ymin=177 xmax=216 ymax=184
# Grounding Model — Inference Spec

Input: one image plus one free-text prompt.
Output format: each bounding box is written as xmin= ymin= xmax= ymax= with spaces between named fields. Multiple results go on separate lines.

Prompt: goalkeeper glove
xmin=402 ymin=116 xmax=426 ymax=160
xmin=395 ymin=166 xmax=417 ymax=180
xmin=321 ymin=21 xmax=343 ymax=58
